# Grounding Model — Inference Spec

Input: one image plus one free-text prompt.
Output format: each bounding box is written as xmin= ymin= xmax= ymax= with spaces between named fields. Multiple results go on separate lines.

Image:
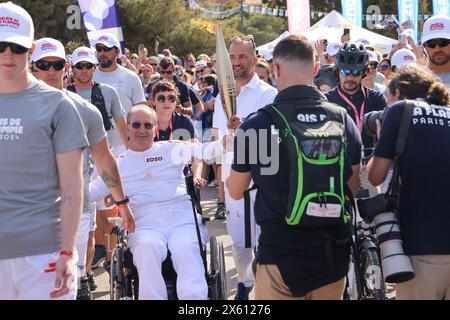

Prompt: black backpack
xmin=262 ymin=102 xmax=350 ymax=228
xmin=67 ymin=82 xmax=113 ymax=131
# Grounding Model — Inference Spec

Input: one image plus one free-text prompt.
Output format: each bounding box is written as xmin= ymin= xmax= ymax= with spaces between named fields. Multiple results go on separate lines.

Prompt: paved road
xmin=92 ymin=185 xmax=248 ymax=300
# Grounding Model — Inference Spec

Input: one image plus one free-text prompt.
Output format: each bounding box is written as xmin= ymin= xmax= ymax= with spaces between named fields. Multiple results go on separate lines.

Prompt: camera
xmin=358 ymin=194 xmax=415 ymax=283
xmin=363 ymin=109 xmax=387 ymax=137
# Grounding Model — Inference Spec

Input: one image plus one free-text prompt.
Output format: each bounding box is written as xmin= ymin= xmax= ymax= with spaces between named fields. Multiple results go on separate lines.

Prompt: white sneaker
xmin=207 ymin=179 xmax=217 ymax=188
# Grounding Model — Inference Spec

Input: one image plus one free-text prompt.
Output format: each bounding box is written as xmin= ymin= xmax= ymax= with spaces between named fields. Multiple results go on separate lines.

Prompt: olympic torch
xmin=215 ymin=24 xmax=237 ymax=121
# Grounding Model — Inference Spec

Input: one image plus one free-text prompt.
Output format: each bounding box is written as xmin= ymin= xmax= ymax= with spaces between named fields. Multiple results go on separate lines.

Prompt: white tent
xmin=257 ymin=10 xmax=398 ymax=54
xmin=256 ymin=30 xmax=290 ymax=53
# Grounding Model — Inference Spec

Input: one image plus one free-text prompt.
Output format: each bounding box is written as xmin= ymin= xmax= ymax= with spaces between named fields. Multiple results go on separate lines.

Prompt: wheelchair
xmin=108 ymin=175 xmax=227 ymax=300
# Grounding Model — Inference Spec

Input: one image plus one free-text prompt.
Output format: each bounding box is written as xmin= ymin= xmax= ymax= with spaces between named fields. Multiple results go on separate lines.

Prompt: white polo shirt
xmin=213 ymin=73 xmax=277 ymax=181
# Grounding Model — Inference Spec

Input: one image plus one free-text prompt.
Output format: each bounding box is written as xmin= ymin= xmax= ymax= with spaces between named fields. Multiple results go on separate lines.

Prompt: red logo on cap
xmin=99 ymin=36 xmax=109 ymax=41
xmin=403 ymin=55 xmax=414 ymax=61
xmin=78 ymin=51 xmax=89 ymax=57
xmin=429 ymin=22 xmax=445 ymax=31
xmin=0 ymin=16 xmax=21 ymax=29
xmin=41 ymin=43 xmax=58 ymax=51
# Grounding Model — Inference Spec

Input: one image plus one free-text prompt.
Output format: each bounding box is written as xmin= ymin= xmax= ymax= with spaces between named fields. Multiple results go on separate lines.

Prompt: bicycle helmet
xmin=335 ymin=42 xmax=368 ymax=71
xmin=314 ymin=64 xmax=339 ymax=90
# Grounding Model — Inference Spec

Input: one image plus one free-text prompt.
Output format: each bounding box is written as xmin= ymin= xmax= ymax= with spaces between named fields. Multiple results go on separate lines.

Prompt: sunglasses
xmin=230 ymin=35 xmax=256 ymax=50
xmin=197 ymin=68 xmax=206 ymax=73
xmin=156 ymin=94 xmax=177 ymax=103
xmin=95 ymin=46 xmax=114 ymax=53
xmin=378 ymin=64 xmax=390 ymax=71
xmin=425 ymin=39 xmax=450 ymax=49
xmin=131 ymin=121 xmax=154 ymax=130
xmin=159 ymin=69 xmax=174 ymax=75
xmin=340 ymin=69 xmax=363 ymax=77
xmin=367 ymin=62 xmax=378 ymax=69
xmin=0 ymin=42 xmax=29 ymax=54
xmin=35 ymin=60 xmax=66 ymax=71
xmin=74 ymin=62 xmax=95 ymax=70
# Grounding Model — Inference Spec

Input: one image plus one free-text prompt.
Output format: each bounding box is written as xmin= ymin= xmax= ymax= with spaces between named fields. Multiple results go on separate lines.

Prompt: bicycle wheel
xmin=359 ymin=247 xmax=385 ymax=300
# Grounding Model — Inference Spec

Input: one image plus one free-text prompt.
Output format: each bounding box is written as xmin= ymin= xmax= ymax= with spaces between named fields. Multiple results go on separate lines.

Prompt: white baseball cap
xmin=94 ymin=33 xmax=120 ymax=49
xmin=356 ymin=38 xmax=374 ymax=49
xmin=31 ymin=38 xmax=66 ymax=62
xmin=264 ymin=50 xmax=273 ymax=61
xmin=195 ymin=60 xmax=207 ymax=68
xmin=391 ymin=49 xmax=417 ymax=69
xmin=72 ymin=46 xmax=97 ymax=65
xmin=367 ymin=50 xmax=379 ymax=63
xmin=326 ymin=42 xmax=342 ymax=57
xmin=421 ymin=15 xmax=450 ymax=43
xmin=0 ymin=2 xmax=34 ymax=49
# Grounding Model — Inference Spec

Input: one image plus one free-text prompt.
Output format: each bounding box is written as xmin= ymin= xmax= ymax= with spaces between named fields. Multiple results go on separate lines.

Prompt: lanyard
xmin=155 ymin=117 xmax=173 ymax=141
xmin=337 ymin=86 xmax=366 ymax=133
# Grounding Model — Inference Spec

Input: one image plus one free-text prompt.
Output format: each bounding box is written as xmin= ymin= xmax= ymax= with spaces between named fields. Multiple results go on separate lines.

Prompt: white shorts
xmin=89 ymin=202 xmax=97 ymax=232
xmin=75 ymin=213 xmax=91 ymax=278
xmin=0 ymin=252 xmax=78 ymax=300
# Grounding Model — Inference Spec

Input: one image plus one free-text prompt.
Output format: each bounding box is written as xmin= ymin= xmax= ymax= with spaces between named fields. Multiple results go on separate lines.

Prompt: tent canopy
xmin=257 ymin=10 xmax=398 ymax=54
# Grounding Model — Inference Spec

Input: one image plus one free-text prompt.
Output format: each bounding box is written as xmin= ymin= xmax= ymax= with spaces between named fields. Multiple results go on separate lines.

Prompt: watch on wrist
xmin=115 ymin=196 xmax=129 ymax=206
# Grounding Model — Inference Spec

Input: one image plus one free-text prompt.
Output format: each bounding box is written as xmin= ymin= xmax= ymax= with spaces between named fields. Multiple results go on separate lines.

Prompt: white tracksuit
xmin=90 ymin=142 xmax=207 ymax=300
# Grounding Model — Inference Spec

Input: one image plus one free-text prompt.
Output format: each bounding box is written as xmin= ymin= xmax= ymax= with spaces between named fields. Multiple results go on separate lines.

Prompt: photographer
xmin=368 ymin=64 xmax=450 ymax=300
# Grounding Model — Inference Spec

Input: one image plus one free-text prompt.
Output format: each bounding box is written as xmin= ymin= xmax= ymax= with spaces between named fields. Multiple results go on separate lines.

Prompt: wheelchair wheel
xmin=208 ymin=236 xmax=227 ymax=300
xmin=110 ymin=247 xmax=131 ymax=300
xmin=359 ymin=247 xmax=386 ymax=300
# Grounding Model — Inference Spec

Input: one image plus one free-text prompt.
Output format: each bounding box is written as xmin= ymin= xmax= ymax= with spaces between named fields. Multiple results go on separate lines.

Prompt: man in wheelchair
xmin=90 ymin=104 xmax=208 ymax=300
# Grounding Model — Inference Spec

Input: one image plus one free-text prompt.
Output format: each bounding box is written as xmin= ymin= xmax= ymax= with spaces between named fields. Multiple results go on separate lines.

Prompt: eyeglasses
xmin=74 ymin=62 xmax=95 ymax=70
xmin=378 ymin=64 xmax=390 ymax=71
xmin=35 ymin=60 xmax=66 ymax=71
xmin=339 ymin=69 xmax=363 ymax=77
xmin=424 ymin=39 xmax=450 ymax=49
xmin=196 ymin=68 xmax=206 ymax=73
xmin=131 ymin=121 xmax=154 ymax=130
xmin=156 ymin=94 xmax=177 ymax=103
xmin=230 ymin=35 xmax=256 ymax=50
xmin=159 ymin=69 xmax=174 ymax=75
xmin=95 ymin=46 xmax=114 ymax=53
xmin=0 ymin=42 xmax=29 ymax=54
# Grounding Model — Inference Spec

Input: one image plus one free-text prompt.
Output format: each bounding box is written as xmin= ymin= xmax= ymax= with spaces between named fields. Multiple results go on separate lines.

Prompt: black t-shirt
xmin=374 ymin=100 xmax=450 ymax=255
xmin=325 ymin=85 xmax=387 ymax=152
xmin=232 ymin=85 xmax=362 ymax=296
xmin=146 ymin=77 xmax=191 ymax=105
xmin=187 ymin=84 xmax=200 ymax=106
xmin=154 ymin=112 xmax=196 ymax=142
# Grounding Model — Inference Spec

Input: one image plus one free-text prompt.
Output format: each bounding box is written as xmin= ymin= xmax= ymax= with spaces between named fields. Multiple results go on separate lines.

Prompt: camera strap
xmin=387 ymin=100 xmax=415 ymax=204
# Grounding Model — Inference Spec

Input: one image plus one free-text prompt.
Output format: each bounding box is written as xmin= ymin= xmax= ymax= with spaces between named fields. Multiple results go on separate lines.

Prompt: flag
xmin=78 ymin=0 xmax=125 ymax=52
xmin=287 ymin=0 xmax=311 ymax=33
xmin=374 ymin=15 xmax=400 ymax=30
xmin=398 ymin=0 xmax=419 ymax=42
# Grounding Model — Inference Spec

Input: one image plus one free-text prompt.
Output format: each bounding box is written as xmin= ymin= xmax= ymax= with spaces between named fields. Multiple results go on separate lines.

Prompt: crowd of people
xmin=1 ymin=1 xmax=450 ymax=300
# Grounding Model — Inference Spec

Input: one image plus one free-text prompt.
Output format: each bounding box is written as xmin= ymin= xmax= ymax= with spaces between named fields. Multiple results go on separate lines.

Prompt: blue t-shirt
xmin=154 ymin=112 xmax=196 ymax=142
xmin=231 ymin=85 xmax=362 ymax=296
xmin=374 ymin=100 xmax=450 ymax=255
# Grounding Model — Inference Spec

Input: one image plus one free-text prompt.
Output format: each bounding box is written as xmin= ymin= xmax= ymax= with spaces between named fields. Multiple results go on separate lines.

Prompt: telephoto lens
xmin=372 ymin=212 xmax=415 ymax=283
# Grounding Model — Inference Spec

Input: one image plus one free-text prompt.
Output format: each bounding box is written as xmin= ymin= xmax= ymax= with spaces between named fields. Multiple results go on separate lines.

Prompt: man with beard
xmin=325 ymin=42 xmax=387 ymax=197
xmin=421 ymin=15 xmax=450 ymax=88
xmin=213 ymin=35 xmax=277 ymax=300
xmin=93 ymin=34 xmax=146 ymax=156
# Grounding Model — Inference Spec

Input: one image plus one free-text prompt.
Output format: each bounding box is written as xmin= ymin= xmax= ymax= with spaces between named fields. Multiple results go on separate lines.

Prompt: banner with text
xmin=287 ymin=0 xmax=311 ymax=33
xmin=341 ymin=0 xmax=363 ymax=27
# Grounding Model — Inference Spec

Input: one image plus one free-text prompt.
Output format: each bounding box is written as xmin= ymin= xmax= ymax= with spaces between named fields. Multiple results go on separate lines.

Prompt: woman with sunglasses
xmin=362 ymin=51 xmax=387 ymax=95
xmin=151 ymin=80 xmax=205 ymax=187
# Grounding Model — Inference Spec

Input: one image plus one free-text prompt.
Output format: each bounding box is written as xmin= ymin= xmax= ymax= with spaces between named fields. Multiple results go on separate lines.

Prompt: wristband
xmin=117 ymin=203 xmax=129 ymax=209
xmin=60 ymin=250 xmax=73 ymax=257
xmin=115 ymin=196 xmax=129 ymax=206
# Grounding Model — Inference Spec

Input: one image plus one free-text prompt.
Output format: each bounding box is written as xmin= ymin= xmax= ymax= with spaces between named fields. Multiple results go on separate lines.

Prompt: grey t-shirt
xmin=0 ymin=80 xmax=88 ymax=259
xmin=76 ymin=83 xmax=125 ymax=147
xmin=94 ymin=65 xmax=146 ymax=147
xmin=65 ymin=90 xmax=107 ymax=214
xmin=436 ymin=72 xmax=450 ymax=90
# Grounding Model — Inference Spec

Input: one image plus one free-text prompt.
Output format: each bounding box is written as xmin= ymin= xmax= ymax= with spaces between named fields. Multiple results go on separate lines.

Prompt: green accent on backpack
xmin=264 ymin=102 xmax=350 ymax=228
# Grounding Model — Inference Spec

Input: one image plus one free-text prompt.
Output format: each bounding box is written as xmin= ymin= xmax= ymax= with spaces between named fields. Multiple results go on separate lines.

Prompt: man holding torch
xmin=213 ymin=27 xmax=277 ymax=300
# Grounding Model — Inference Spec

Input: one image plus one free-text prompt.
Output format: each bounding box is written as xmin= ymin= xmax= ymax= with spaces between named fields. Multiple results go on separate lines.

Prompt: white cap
xmin=94 ymin=33 xmax=120 ymax=49
xmin=326 ymin=42 xmax=342 ymax=56
xmin=264 ymin=50 xmax=273 ymax=61
xmin=391 ymin=49 xmax=417 ymax=69
xmin=31 ymin=38 xmax=66 ymax=62
xmin=367 ymin=50 xmax=379 ymax=62
xmin=195 ymin=60 xmax=207 ymax=68
xmin=421 ymin=15 xmax=450 ymax=43
xmin=72 ymin=46 xmax=97 ymax=65
xmin=0 ymin=2 xmax=34 ymax=49
xmin=356 ymin=38 xmax=373 ymax=49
